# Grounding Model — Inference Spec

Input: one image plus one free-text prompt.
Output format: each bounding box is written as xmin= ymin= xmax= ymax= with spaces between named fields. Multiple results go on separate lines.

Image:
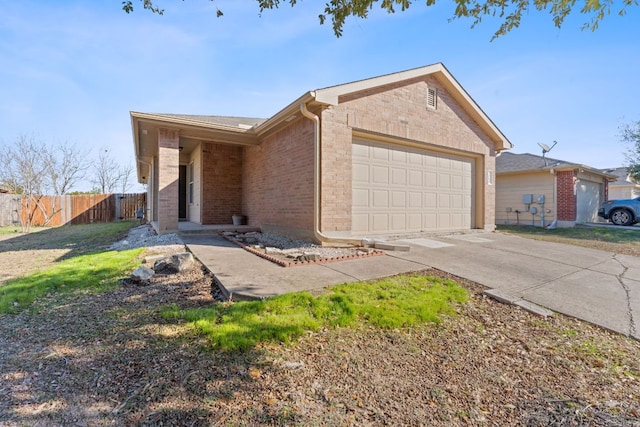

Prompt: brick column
xmin=157 ymin=128 xmax=180 ymax=233
xmin=556 ymin=170 xmax=577 ymax=221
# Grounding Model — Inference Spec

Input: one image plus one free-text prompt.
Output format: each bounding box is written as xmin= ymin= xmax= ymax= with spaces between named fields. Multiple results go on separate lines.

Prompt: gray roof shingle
xmin=151 ymin=114 xmax=266 ymax=129
xmin=496 ymin=152 xmax=574 ymax=173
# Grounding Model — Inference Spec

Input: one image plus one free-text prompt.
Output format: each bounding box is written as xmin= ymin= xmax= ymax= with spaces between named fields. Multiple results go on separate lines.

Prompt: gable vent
xmin=427 ymin=88 xmax=437 ymax=109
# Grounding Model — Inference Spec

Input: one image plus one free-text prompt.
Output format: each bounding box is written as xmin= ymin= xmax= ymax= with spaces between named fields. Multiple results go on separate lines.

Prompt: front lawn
xmin=161 ymin=274 xmax=468 ymax=351
xmin=497 ymin=224 xmax=640 ymax=256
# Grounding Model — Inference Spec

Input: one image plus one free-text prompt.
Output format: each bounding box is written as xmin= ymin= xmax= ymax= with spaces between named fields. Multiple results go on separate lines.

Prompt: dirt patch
xmin=1 ymin=253 xmax=639 ymax=425
xmin=0 ymin=232 xmax=69 ymax=284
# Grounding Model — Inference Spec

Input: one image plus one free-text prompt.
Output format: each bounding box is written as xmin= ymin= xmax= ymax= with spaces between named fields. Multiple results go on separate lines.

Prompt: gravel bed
xmin=223 ymin=231 xmax=382 ymax=265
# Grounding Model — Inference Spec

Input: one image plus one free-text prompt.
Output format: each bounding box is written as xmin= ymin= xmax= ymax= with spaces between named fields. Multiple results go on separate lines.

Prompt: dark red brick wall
xmin=556 ymin=170 xmax=576 ymax=221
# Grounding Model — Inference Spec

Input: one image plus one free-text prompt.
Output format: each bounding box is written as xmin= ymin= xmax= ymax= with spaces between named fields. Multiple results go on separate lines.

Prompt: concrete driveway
xmin=392 ymin=233 xmax=639 ymax=340
xmin=183 ymin=232 xmax=639 ymax=340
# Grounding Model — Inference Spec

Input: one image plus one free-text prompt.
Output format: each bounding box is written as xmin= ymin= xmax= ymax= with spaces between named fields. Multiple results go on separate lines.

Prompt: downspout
xmin=138 ymin=159 xmax=154 ymax=223
xmin=299 ymin=101 xmax=362 ymax=246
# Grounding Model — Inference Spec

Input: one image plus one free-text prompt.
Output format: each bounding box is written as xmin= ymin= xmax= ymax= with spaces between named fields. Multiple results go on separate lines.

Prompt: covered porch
xmin=131 ymin=113 xmax=266 ymax=233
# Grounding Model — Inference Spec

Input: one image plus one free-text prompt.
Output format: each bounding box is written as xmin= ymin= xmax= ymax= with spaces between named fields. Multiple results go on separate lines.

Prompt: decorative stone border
xmin=220 ymin=233 xmax=385 ymax=267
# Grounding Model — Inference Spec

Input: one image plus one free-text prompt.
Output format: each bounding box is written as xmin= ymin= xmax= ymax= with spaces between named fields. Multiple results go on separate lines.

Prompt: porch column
xmin=157 ymin=127 xmax=180 ymax=233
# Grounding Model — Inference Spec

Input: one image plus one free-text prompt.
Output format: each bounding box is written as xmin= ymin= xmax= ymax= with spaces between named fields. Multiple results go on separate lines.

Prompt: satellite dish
xmin=538 ymin=142 xmax=551 ymax=153
xmin=537 ymin=140 xmax=558 ymax=166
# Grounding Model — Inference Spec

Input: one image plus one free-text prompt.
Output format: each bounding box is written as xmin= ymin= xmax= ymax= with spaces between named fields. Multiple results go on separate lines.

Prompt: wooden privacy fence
xmin=0 ymin=193 xmax=22 ymax=226
xmin=3 ymin=193 xmax=147 ymax=227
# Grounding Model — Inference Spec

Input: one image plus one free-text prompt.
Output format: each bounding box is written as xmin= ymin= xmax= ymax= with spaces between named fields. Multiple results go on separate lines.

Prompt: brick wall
xmin=201 ymin=142 xmax=243 ymax=224
xmin=320 ymin=75 xmax=497 ymax=232
xmin=556 ymin=170 xmax=577 ymax=221
xmin=243 ymin=119 xmax=315 ymax=239
xmin=157 ymin=128 xmax=180 ymax=232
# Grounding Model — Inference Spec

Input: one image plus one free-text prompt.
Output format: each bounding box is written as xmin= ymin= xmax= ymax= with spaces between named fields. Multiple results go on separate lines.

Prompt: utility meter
xmin=536 ymin=194 xmax=545 ymax=204
xmin=530 ymin=207 xmax=538 ymax=215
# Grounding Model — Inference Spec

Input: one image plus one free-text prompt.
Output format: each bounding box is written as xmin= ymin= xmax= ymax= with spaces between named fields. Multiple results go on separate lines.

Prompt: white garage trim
xmin=352 ymin=138 xmax=475 ymax=235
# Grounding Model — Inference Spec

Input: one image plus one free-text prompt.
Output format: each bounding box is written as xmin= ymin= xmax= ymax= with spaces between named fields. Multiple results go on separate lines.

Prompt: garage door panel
xmin=408 ymin=152 xmax=423 ymax=165
xmin=438 ymin=213 xmax=451 ymax=228
xmin=423 ymin=213 xmax=437 ymax=228
xmin=409 ymin=192 xmax=422 ymax=207
xmin=391 ymin=150 xmax=407 ymax=163
xmin=353 ymin=164 xmax=369 ymax=182
xmin=452 ymin=175 xmax=463 ymax=190
xmin=352 ymin=139 xmax=473 ymax=235
xmin=352 ymin=214 xmax=369 ymax=232
xmin=372 ymin=190 xmax=389 ymax=208
xmin=438 ymin=157 xmax=451 ymax=169
xmin=352 ymin=188 xmax=369 ymax=207
xmin=372 ymin=145 xmax=389 ymax=161
xmin=409 ymin=170 xmax=423 ymax=186
xmin=371 ymin=214 xmax=389 ymax=232
xmin=408 ymin=213 xmax=422 ymax=229
xmin=424 ymin=155 xmax=437 ymax=167
xmin=451 ymin=194 xmax=463 ymax=209
xmin=439 ymin=194 xmax=450 ymax=208
xmin=352 ymin=143 xmax=370 ymax=159
xmin=424 ymin=192 xmax=437 ymax=208
xmin=438 ymin=173 xmax=451 ymax=189
xmin=391 ymin=191 xmax=406 ymax=207
xmin=391 ymin=168 xmax=407 ymax=185
xmin=576 ymin=181 xmax=602 ymax=223
xmin=423 ymin=171 xmax=437 ymax=188
xmin=372 ymin=166 xmax=389 ymax=184
xmin=390 ymin=214 xmax=406 ymax=231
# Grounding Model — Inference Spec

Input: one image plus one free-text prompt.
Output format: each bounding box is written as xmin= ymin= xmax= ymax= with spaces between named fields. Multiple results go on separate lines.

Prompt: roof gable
xmin=602 ymin=167 xmax=640 ymax=187
xmin=312 ymin=63 xmax=512 ymax=151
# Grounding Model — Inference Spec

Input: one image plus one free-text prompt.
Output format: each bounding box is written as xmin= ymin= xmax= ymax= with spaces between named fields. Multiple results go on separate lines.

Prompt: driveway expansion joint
xmin=484 ymin=289 xmax=553 ymax=317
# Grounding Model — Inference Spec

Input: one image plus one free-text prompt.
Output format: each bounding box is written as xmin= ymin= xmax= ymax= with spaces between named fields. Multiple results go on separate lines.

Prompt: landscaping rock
xmin=131 ymin=266 xmax=155 ymax=282
xmin=153 ymin=252 xmax=194 ymax=274
xmin=297 ymin=252 xmax=322 ymax=262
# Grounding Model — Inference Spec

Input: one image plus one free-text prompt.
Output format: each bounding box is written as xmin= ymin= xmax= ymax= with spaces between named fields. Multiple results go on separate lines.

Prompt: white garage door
xmin=352 ymin=138 xmax=474 ymax=235
xmin=576 ymin=180 xmax=602 ymax=223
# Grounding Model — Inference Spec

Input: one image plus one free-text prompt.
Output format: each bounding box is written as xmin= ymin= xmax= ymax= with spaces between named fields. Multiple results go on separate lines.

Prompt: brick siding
xmin=201 ymin=142 xmax=243 ymax=224
xmin=242 ymin=119 xmax=315 ymax=239
xmin=157 ymin=128 xmax=180 ymax=232
xmin=556 ymin=170 xmax=577 ymax=221
xmin=320 ymin=75 xmax=496 ymax=232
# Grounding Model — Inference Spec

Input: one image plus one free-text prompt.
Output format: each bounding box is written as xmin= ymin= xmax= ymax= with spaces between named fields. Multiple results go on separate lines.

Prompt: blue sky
xmin=1 ymin=1 xmax=639 ymax=191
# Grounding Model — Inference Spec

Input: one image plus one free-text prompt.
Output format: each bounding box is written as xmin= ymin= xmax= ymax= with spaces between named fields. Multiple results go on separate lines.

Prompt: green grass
xmin=161 ymin=274 xmax=468 ymax=351
xmin=0 ymin=248 xmax=142 ymax=314
xmin=0 ymin=221 xmax=142 ymax=314
xmin=0 ymin=226 xmax=23 ymax=235
xmin=497 ymin=224 xmax=640 ymax=244
xmin=0 ymin=221 xmax=137 ymax=256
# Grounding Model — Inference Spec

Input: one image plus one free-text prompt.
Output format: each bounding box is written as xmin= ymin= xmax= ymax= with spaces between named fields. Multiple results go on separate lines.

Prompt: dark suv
xmin=598 ymin=196 xmax=640 ymax=226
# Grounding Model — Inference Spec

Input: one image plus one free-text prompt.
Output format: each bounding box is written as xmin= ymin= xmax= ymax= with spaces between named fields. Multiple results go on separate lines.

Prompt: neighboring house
xmin=602 ymin=167 xmax=640 ymax=200
xmin=496 ymin=152 xmax=616 ymax=227
xmin=131 ymin=63 xmax=512 ymax=242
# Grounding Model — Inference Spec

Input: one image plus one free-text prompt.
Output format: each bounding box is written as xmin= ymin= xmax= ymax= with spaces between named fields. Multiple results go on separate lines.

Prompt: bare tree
xmin=118 ymin=163 xmax=135 ymax=194
xmin=92 ymin=149 xmax=127 ymax=194
xmin=0 ymin=135 xmax=53 ymax=231
xmin=44 ymin=142 xmax=91 ymax=195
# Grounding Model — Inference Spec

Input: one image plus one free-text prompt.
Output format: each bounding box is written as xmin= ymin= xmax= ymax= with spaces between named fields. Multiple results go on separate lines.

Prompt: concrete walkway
xmin=181 ymin=232 xmax=640 ymax=340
